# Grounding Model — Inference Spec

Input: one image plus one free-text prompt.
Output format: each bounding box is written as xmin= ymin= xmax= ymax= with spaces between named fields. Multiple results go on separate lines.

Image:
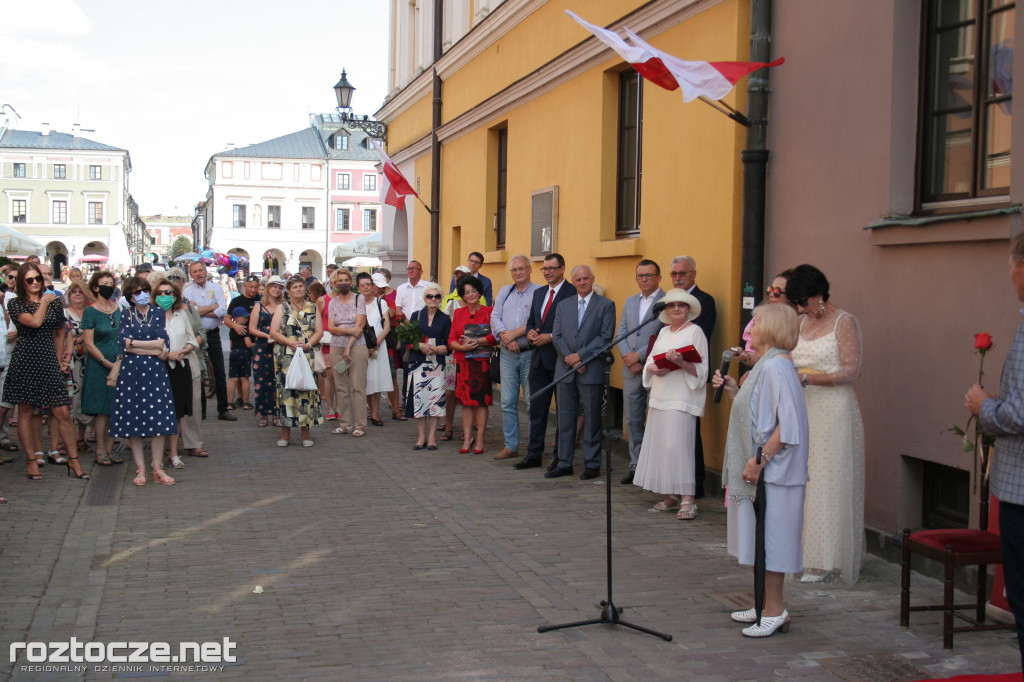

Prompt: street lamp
xmin=333 ymin=69 xmax=387 ymax=141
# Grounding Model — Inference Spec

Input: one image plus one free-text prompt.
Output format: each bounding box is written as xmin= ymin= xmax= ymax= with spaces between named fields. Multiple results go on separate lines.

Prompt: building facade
xmin=0 ymin=122 xmax=138 ymax=268
xmin=378 ymin=0 xmax=757 ymax=475
xmin=201 ymin=116 xmax=383 ymax=278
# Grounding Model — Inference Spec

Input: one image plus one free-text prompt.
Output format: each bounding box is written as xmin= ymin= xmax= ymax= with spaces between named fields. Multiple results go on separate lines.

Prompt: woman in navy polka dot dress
xmin=109 ymin=276 xmax=178 ymax=486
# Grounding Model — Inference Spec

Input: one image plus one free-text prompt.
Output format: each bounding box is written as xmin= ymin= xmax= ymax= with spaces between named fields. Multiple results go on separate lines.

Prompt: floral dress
xmin=252 ymin=303 xmax=277 ymax=417
xmin=65 ymin=308 xmax=94 ymax=425
xmin=273 ymin=300 xmax=324 ymax=428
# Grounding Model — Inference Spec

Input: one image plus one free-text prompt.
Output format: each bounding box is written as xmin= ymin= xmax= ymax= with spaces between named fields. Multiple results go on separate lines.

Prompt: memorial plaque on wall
xmin=530 ymin=186 xmax=558 ymax=260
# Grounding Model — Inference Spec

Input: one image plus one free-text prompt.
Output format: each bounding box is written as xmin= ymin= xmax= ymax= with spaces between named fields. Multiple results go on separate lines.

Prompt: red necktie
xmin=541 ymin=288 xmax=555 ymax=323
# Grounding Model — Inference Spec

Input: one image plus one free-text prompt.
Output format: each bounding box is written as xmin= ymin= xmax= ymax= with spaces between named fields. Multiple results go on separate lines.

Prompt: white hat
xmin=455 ymin=265 xmax=472 ymax=275
xmin=266 ymin=275 xmax=286 ymax=287
xmin=658 ymin=289 xmax=702 ymax=323
xmin=371 ymin=272 xmax=388 ymax=288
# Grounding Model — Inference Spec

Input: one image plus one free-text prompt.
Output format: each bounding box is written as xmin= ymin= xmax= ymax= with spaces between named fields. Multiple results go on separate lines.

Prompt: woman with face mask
xmin=108 ymin=276 xmax=179 ymax=486
xmin=152 ymin=276 xmax=200 ymax=470
xmin=327 ymin=268 xmax=368 ymax=436
xmin=81 ymin=270 xmax=124 ymax=466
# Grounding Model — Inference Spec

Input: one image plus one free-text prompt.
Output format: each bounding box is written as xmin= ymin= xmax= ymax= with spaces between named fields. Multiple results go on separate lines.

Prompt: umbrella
xmin=753 ymin=446 xmax=767 ymax=627
xmin=173 ymin=252 xmax=201 ymax=262
xmin=77 ymin=254 xmax=109 ymax=263
xmin=0 ymin=224 xmax=45 ymax=256
xmin=343 ymin=256 xmax=382 ymax=268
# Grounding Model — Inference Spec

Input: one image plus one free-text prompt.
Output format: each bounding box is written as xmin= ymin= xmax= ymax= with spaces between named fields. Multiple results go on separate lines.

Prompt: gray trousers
xmin=555 ymin=376 xmax=603 ymax=471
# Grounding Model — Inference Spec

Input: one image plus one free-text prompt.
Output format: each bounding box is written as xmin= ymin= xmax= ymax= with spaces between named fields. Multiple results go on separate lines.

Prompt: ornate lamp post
xmin=333 ymin=69 xmax=387 ymax=141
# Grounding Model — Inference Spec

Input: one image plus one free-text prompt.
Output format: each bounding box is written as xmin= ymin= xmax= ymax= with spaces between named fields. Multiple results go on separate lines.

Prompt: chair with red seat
xmin=900 ymin=444 xmax=1013 ymax=649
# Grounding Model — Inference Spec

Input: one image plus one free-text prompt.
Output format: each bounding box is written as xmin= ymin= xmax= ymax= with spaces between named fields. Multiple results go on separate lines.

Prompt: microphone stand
xmin=534 ymin=312 xmax=672 ymax=641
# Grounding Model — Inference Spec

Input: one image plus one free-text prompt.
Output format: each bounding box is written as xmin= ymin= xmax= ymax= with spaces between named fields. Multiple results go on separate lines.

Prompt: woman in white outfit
xmin=357 ymin=272 xmax=392 ymax=426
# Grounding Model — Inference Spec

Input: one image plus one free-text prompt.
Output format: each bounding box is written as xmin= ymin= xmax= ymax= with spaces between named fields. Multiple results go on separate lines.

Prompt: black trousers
xmin=526 ymin=363 xmax=557 ymax=461
xmin=206 ymin=331 xmax=229 ymax=415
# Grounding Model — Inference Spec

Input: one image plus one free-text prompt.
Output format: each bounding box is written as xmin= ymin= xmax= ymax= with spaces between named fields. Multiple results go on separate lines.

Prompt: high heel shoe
xmin=741 ymin=610 xmax=790 ymax=637
xmin=26 ymin=457 xmax=42 ymax=481
xmin=152 ymin=469 xmax=176 ymax=485
xmin=65 ymin=456 xmax=90 ymax=480
xmin=459 ymin=440 xmax=472 ymax=454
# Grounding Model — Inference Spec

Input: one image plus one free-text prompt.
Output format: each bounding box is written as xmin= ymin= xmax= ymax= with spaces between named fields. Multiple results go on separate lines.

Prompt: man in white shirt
xmin=183 ymin=261 xmax=236 ymax=422
xmin=395 ymin=260 xmax=427 ymax=319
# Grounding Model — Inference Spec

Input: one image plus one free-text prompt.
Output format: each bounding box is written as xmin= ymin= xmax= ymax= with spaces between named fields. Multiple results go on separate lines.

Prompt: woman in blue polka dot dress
xmin=109 ymin=276 xmax=178 ymax=486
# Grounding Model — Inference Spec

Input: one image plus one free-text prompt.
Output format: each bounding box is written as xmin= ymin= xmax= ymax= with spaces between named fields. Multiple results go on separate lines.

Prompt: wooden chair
xmin=900 ymin=444 xmax=1013 ymax=649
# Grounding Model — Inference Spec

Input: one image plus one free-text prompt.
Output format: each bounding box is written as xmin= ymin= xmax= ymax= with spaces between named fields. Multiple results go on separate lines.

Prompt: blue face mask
xmin=133 ymin=291 xmax=150 ymax=307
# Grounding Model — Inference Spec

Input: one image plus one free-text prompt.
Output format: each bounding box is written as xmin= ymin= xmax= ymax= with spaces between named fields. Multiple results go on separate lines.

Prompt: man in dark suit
xmin=670 ymin=255 xmax=716 ymax=497
xmin=616 ymin=259 xmax=666 ymax=484
xmin=514 ymin=253 xmax=576 ymax=470
xmin=547 ymin=264 xmax=616 ymax=480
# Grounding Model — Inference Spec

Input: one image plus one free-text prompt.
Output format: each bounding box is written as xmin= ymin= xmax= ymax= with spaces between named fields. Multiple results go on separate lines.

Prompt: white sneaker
xmin=170 ymin=455 xmax=185 ymax=469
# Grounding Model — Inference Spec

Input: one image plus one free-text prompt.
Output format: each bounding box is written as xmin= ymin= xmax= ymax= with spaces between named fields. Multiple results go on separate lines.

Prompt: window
xmin=338 ymin=173 xmax=350 ymax=190
xmin=301 ymin=207 xmax=315 ymax=230
xmin=363 ymin=208 xmax=377 ymax=232
xmin=12 ymin=200 xmax=26 ymax=223
xmin=919 ymin=0 xmax=1014 ymax=204
xmin=53 ymin=201 xmax=67 ymax=224
xmin=363 ymin=174 xmax=377 ymax=191
xmin=267 ymin=205 xmax=281 ymax=228
xmin=335 ymin=135 xmax=349 ymax=150
xmin=616 ymin=70 xmax=642 ymax=234
xmin=13 ymin=163 xmax=25 ymax=178
xmin=88 ymin=202 xmax=102 ymax=224
xmin=89 ymin=165 xmax=101 ymax=180
xmin=496 ymin=128 xmax=508 ymax=248
xmin=54 ymin=164 xmax=66 ymax=179
xmin=336 ymin=207 xmax=350 ymax=231
xmin=233 ymin=204 xmax=246 ymax=228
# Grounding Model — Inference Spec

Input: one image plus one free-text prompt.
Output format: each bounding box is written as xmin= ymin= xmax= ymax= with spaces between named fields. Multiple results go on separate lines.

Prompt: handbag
xmin=105 ymin=355 xmax=123 ymax=387
xmin=487 ymin=345 xmax=501 ymax=382
xmin=362 ymin=324 xmax=378 ymax=350
xmin=313 ymin=348 xmax=326 ymax=374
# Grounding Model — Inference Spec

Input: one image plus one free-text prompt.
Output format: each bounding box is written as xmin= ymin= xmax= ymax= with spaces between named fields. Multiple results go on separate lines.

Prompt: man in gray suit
xmin=547 ymin=265 xmax=616 ymax=480
xmin=616 ymin=259 xmax=666 ymax=484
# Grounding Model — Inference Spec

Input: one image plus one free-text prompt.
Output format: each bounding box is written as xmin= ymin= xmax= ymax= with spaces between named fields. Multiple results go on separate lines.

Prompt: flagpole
xmin=698 ymin=96 xmax=751 ymax=127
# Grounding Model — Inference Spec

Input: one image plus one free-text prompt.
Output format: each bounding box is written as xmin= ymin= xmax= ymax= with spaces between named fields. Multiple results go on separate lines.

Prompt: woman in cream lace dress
xmin=786 ymin=264 xmax=865 ymax=584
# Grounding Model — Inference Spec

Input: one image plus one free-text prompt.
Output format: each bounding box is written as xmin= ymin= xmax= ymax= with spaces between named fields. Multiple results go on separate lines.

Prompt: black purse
xmin=362 ymin=325 xmax=378 ymax=350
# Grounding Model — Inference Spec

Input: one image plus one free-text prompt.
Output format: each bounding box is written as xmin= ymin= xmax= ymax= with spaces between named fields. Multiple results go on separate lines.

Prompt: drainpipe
xmin=739 ymin=0 xmax=773 ymax=343
xmin=429 ymin=0 xmax=443 ymax=282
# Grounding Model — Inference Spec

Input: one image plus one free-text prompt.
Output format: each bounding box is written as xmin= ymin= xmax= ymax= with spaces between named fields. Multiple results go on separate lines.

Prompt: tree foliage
xmin=170 ymin=235 xmax=194 ymax=258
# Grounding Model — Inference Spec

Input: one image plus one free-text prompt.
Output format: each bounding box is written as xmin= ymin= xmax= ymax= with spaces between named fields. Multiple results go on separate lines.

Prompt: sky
xmin=0 ymin=0 xmax=390 ymax=216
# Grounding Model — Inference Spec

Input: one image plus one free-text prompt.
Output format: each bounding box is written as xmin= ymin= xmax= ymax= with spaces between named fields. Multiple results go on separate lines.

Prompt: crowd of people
xmin=0 ymin=248 xmax=870 ymax=641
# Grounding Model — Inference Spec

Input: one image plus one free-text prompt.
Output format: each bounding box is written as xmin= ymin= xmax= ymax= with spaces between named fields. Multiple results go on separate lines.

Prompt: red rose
xmin=974 ymin=333 xmax=994 ymax=351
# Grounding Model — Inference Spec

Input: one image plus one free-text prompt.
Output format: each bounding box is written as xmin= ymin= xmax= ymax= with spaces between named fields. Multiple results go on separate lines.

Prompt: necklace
xmin=132 ymin=306 xmax=150 ymax=327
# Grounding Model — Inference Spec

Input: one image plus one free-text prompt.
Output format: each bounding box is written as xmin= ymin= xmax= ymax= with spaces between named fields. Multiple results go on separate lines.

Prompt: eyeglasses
xmin=665 ymin=302 xmax=689 ymax=309
xmin=509 ymin=267 xmax=529 ymax=273
xmin=24 ymin=276 xmax=42 ymax=284
xmin=468 ymin=259 xmax=483 ymax=266
xmin=425 ymin=294 xmax=442 ymax=300
xmin=766 ymin=286 xmax=783 ymax=298
xmin=635 ymin=273 xmax=658 ymax=280
xmin=670 ymin=270 xmax=692 ymax=278
xmin=540 ymin=266 xmax=563 ymax=273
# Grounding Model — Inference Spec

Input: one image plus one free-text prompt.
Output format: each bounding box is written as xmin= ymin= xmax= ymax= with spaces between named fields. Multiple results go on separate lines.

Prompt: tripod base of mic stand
xmin=538 ymin=601 xmax=672 ymax=641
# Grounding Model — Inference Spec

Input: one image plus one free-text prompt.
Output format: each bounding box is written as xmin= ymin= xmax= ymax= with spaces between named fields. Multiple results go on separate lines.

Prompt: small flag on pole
xmin=370 ymin=139 xmax=418 ymax=210
xmin=567 ymin=10 xmax=784 ymax=103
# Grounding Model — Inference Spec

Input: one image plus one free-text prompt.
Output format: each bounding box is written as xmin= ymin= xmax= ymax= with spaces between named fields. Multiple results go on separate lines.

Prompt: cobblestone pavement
xmin=0 ymin=395 xmax=1020 ymax=681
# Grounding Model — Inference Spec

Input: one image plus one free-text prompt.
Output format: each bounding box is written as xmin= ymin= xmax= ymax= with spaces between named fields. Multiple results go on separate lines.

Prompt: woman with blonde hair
xmin=327 ymin=268 xmax=368 ymax=436
xmin=61 ymin=280 xmax=95 ymax=456
xmin=152 ymin=276 xmax=201 ymax=469
xmin=249 ymin=275 xmax=284 ymax=427
xmin=269 ymin=276 xmax=324 ymax=446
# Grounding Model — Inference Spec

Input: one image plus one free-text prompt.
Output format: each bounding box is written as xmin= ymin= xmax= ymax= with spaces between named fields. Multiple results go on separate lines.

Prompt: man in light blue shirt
xmin=183 ymin=261 xmax=235 ymax=422
xmin=490 ymin=255 xmax=540 ymax=460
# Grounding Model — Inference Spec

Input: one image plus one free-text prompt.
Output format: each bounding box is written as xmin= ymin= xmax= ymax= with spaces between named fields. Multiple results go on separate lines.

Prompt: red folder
xmin=651 ymin=345 xmax=702 ymax=371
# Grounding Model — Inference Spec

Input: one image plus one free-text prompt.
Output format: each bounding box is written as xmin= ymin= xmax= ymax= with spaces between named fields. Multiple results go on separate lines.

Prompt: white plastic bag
xmin=284 ymin=347 xmax=317 ymax=391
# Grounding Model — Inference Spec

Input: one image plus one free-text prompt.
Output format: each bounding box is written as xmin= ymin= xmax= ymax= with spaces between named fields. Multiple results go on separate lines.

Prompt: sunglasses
xmin=766 ymin=286 xmax=784 ymax=298
xmin=24 ymin=276 xmax=43 ymax=284
xmin=155 ymin=289 xmax=173 ymax=295
xmin=425 ymin=294 xmax=442 ymax=300
xmin=246 ymin=276 xmax=260 ymax=282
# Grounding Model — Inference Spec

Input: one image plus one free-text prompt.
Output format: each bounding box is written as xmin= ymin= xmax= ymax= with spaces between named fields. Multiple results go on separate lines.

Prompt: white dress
xmin=364 ymin=296 xmax=392 ymax=396
xmin=633 ymin=323 xmax=708 ymax=496
xmin=790 ymin=310 xmax=866 ymax=583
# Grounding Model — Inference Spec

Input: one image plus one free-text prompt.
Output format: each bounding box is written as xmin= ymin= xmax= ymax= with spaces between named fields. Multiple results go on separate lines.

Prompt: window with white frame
xmin=268 ymin=205 xmax=281 ymax=228
xmin=13 ymin=163 xmax=25 ymax=178
xmin=89 ymin=165 xmax=101 ymax=180
xmin=88 ymin=202 xmax=103 ymax=224
xmin=233 ymin=204 xmax=246 ymax=228
xmin=54 ymin=164 xmax=66 ymax=179
xmin=53 ymin=201 xmax=67 ymax=224
xmin=335 ymin=135 xmax=349 ymax=150
xmin=301 ymin=207 xmax=315 ymax=229
xmin=336 ymin=207 xmax=351 ymax=231
xmin=363 ymin=208 xmax=377 ymax=232
xmin=12 ymin=200 xmax=26 ymax=222
xmin=363 ymin=174 xmax=377 ymax=191
xmin=338 ymin=173 xmax=350 ymax=190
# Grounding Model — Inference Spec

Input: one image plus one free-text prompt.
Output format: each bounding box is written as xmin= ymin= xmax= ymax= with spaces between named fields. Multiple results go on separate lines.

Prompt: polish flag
xmin=370 ymin=139 xmax=417 ymax=210
xmin=567 ymin=10 xmax=784 ymax=102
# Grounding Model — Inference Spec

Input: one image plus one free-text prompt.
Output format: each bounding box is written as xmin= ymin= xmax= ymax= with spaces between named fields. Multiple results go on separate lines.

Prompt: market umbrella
xmin=0 ymin=224 xmax=45 ymax=257
xmin=343 ymin=255 xmax=382 ymax=268
xmin=753 ymin=446 xmax=767 ymax=627
xmin=173 ymin=252 xmax=201 ymax=262
xmin=77 ymin=254 xmax=109 ymax=263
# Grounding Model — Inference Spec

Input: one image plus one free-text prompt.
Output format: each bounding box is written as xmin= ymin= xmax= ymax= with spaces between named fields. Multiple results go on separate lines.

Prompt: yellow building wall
xmin=394 ymin=0 xmax=752 ymax=472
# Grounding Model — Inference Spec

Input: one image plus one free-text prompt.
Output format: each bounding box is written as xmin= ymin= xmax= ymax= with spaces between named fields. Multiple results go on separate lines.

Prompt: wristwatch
xmin=800 ymin=374 xmax=809 ymax=388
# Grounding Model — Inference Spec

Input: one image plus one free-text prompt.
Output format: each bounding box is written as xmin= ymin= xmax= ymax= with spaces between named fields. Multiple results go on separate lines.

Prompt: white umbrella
xmin=343 ymin=256 xmax=382 ymax=268
xmin=0 ymin=224 xmax=45 ymax=256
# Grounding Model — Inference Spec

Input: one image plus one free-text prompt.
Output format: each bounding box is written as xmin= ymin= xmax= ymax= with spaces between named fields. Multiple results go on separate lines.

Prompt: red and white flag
xmin=567 ymin=10 xmax=783 ymax=103
xmin=370 ymin=139 xmax=417 ymax=210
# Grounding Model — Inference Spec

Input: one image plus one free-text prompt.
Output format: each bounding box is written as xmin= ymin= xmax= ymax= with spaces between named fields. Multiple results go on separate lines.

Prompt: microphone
xmin=650 ymin=301 xmax=667 ymax=319
xmin=713 ymin=350 xmax=733 ymax=404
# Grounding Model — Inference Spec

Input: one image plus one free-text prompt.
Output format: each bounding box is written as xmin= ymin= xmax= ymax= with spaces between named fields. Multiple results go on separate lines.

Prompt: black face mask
xmin=336 ymin=284 xmax=351 ymax=295
xmin=97 ymin=285 xmax=115 ymax=300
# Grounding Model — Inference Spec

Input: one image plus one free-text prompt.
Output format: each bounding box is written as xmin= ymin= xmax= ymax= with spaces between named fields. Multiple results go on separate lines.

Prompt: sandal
xmin=351 ymin=429 xmax=365 ymax=437
xmin=439 ymin=431 xmax=453 ymax=441
xmin=133 ymin=469 xmax=147 ymax=486
xmin=331 ymin=427 xmax=349 ymax=435
xmin=26 ymin=457 xmax=42 ymax=481
xmin=66 ymin=456 xmax=90 ymax=480
xmin=0 ymin=441 xmax=18 ymax=451
xmin=152 ymin=469 xmax=176 ymax=485
xmin=108 ymin=452 xmax=124 ymax=464
xmin=391 ymin=414 xmax=407 ymax=422
xmin=76 ymin=439 xmax=92 ymax=453
xmin=676 ymin=502 xmax=698 ymax=520
xmin=242 ymin=403 xmax=253 ymax=410
xmin=258 ymin=417 xmax=269 ymax=427
xmin=86 ymin=434 xmax=97 ymax=444
xmin=651 ymin=497 xmax=681 ymax=512
xmin=95 ymin=453 xmax=113 ymax=466
xmin=47 ymin=450 xmax=68 ymax=466
xmin=186 ymin=448 xmax=209 ymax=458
